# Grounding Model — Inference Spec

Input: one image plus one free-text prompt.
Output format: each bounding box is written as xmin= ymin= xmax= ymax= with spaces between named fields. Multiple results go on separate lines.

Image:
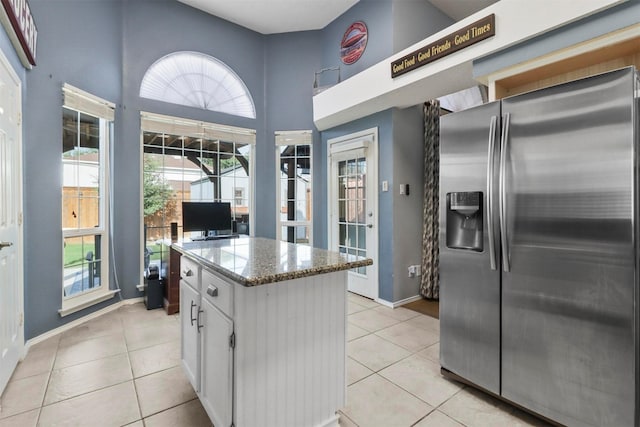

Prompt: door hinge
xmin=18 ymin=212 xmax=23 ymax=226
xmin=19 ymin=313 xmax=23 ymax=327
xmin=17 ymin=112 xmax=21 ymax=126
xmin=229 ymin=332 xmax=235 ymax=349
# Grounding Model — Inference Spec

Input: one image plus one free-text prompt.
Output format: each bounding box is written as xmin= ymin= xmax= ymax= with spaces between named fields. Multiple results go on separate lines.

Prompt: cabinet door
xmin=180 ymin=281 xmax=200 ymax=392
xmin=200 ymin=298 xmax=233 ymax=427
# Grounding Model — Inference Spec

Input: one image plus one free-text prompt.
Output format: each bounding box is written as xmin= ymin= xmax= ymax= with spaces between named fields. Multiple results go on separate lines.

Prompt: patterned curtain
xmin=420 ymin=100 xmax=440 ymax=299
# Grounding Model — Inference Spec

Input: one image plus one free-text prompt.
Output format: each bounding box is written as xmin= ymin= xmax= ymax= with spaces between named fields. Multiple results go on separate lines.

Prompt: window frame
xmin=60 ymin=84 xmax=117 ymax=317
xmin=275 ymin=130 xmax=313 ymax=245
xmin=138 ymin=112 xmax=256 ymax=290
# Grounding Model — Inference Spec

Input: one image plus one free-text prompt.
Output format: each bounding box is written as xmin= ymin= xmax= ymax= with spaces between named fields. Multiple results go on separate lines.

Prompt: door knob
xmin=0 ymin=242 xmax=13 ymax=250
xmin=367 ymin=224 xmax=373 ymax=229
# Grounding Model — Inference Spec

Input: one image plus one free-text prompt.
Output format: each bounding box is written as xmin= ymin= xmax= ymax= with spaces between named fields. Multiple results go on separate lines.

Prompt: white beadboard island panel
xmin=234 ymin=271 xmax=347 ymax=427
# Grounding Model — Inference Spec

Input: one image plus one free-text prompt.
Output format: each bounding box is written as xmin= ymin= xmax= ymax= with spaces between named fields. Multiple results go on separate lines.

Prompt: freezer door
xmin=501 ymin=67 xmax=637 ymax=426
xmin=440 ymin=101 xmax=501 ymax=395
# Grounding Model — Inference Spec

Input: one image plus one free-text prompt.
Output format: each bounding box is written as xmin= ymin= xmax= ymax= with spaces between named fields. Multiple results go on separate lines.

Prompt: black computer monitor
xmin=182 ymin=201 xmax=232 ymax=233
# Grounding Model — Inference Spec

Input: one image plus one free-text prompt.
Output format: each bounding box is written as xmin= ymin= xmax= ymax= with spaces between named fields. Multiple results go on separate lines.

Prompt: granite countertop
xmin=172 ymin=236 xmax=373 ymax=286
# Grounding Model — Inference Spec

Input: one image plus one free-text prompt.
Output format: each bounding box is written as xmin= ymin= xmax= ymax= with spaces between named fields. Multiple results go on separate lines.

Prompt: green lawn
xmin=147 ymin=243 xmax=165 ymax=261
xmin=63 ymin=243 xmax=87 ymax=267
xmin=65 ymin=242 xmax=166 ymax=267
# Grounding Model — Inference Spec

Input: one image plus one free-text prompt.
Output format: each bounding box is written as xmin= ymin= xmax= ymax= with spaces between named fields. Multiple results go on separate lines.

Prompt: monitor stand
xmin=204 ymin=234 xmax=239 ymax=241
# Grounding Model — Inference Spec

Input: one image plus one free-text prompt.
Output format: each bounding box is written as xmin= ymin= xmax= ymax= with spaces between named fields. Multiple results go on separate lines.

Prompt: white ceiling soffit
xmin=313 ymin=0 xmax=627 ymax=130
xmin=177 ymin=0 xmax=359 ymax=34
xmin=428 ymin=0 xmax=499 ymax=21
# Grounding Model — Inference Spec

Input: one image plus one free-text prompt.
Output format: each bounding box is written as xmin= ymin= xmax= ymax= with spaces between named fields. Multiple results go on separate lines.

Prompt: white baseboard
xmin=316 ymin=414 xmax=340 ymax=427
xmin=375 ymin=294 xmax=423 ymax=308
xmin=26 ymin=297 xmax=145 ymax=350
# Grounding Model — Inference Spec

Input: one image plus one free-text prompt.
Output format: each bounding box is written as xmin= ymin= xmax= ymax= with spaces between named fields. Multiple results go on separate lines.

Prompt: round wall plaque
xmin=340 ymin=21 xmax=368 ymax=65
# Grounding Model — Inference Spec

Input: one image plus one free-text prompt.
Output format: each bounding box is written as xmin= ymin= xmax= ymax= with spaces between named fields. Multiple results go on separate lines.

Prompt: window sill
xmin=58 ymin=289 xmax=120 ymax=317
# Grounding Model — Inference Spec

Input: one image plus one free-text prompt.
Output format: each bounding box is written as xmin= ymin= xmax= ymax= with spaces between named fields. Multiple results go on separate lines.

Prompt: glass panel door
xmin=329 ymin=132 xmax=378 ymax=299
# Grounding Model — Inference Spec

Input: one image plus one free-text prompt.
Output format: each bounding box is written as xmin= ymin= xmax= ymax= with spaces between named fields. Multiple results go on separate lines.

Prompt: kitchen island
xmin=172 ymin=237 xmax=372 ymax=427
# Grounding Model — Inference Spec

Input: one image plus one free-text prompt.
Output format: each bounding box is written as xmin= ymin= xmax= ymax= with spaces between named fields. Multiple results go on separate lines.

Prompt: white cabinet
xmin=200 ymin=297 xmax=234 ymax=427
xmin=181 ymin=267 xmax=234 ymax=427
xmin=180 ymin=280 xmax=200 ymax=391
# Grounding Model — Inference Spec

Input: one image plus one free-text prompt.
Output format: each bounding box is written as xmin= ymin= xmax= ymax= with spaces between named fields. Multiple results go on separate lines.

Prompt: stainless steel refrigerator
xmin=439 ymin=66 xmax=639 ymax=427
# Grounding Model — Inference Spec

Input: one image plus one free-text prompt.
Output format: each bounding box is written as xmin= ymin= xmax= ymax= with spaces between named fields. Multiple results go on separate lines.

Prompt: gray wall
xmin=392 ymin=0 xmax=453 ymax=54
xmin=318 ymin=110 xmax=394 ymax=301
xmin=317 ymin=0 xmax=450 ymax=304
xmin=321 ymin=0 xmax=394 ymax=83
xmin=22 ymin=0 xmax=403 ymax=338
xmin=119 ymin=0 xmax=265 ymax=299
xmin=23 ymin=0 xmax=269 ymax=338
xmin=25 ymin=0 xmax=123 ymax=338
xmin=473 ymin=0 xmax=640 ymax=78
xmin=265 ymin=31 xmax=323 ymax=239
xmin=317 ymin=106 xmax=424 ymax=304
xmin=391 ymin=106 xmax=424 ymax=302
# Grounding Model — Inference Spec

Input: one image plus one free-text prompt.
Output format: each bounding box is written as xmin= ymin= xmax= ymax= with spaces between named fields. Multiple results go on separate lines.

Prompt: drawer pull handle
xmin=197 ymin=308 xmax=204 ymax=332
xmin=182 ymin=268 xmax=193 ymax=277
xmin=190 ymin=301 xmax=197 ymax=326
xmin=207 ymin=285 xmax=218 ymax=297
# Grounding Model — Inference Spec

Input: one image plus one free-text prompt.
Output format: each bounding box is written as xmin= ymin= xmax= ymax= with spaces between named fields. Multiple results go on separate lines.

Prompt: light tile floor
xmin=0 ymin=296 xmax=552 ymax=427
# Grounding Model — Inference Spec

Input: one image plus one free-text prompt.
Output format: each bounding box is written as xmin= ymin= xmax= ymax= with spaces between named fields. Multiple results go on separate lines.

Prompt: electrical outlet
xmin=408 ymin=265 xmax=421 ymax=278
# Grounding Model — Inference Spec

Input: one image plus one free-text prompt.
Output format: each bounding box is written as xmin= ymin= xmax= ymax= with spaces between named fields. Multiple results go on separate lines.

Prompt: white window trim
xmin=139 ymin=112 xmax=256 ymax=290
xmin=275 ymin=130 xmax=313 ymax=245
xmin=60 ymin=85 xmax=115 ymax=317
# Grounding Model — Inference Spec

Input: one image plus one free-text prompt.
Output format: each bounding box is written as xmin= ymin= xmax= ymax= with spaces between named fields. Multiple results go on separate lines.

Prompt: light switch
xmin=382 ymin=181 xmax=388 ymax=192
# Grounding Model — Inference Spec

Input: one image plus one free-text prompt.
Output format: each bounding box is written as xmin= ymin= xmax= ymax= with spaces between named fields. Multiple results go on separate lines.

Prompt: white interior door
xmin=0 ymin=50 xmax=23 ymax=395
xmin=328 ymin=129 xmax=378 ymax=299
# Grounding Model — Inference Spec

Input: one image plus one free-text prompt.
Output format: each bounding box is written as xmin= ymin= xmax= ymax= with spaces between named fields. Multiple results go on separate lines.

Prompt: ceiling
xmin=177 ymin=0 xmax=499 ymax=35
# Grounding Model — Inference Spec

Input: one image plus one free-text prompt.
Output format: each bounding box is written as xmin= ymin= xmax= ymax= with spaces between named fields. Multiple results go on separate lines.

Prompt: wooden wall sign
xmin=0 ymin=0 xmax=37 ymax=68
xmin=391 ymin=14 xmax=494 ymax=78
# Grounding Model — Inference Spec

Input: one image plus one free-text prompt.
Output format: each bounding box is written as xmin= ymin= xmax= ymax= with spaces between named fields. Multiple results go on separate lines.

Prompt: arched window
xmin=140 ymin=51 xmax=256 ymax=119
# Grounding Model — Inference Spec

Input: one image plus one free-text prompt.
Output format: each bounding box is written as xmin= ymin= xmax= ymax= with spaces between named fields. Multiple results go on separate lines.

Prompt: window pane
xmin=296 ymin=145 xmax=310 ymax=157
xmin=338 ymin=177 xmax=346 ymax=199
xmin=338 ymin=160 xmax=346 ymax=176
xmin=347 ymin=159 xmax=356 ymax=175
xmin=62 ymin=195 xmax=79 ymax=230
xmin=357 ymin=157 xmax=366 ymax=174
xmin=276 ymin=137 xmax=311 ymax=245
xmin=63 ymin=235 xmax=102 ymax=298
xmin=143 ymin=127 xmax=253 ymax=248
xmin=357 ymin=225 xmax=366 ymax=249
xmin=346 ymin=200 xmax=356 ymax=223
xmin=347 ymin=224 xmax=356 ymax=248
xmin=281 ymin=225 xmax=309 ymax=244
xmin=78 ymin=193 xmax=100 ymax=229
xmin=357 ymin=200 xmax=366 ymax=224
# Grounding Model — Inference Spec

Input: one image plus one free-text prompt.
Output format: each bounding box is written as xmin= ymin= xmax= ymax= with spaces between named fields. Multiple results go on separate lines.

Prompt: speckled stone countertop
xmin=172 ymin=236 xmax=373 ymax=286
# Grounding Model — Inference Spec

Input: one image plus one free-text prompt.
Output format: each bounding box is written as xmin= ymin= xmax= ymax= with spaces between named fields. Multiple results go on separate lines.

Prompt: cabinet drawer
xmin=180 ymin=256 xmax=200 ymax=289
xmin=201 ymin=269 xmax=233 ymax=317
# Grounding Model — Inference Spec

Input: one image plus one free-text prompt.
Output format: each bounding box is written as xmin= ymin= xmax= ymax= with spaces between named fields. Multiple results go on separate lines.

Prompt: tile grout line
xmin=122 ymin=310 xmax=145 ymax=426
xmin=346 ymin=304 xmax=457 ymax=427
xmin=35 ymin=334 xmax=61 ymax=426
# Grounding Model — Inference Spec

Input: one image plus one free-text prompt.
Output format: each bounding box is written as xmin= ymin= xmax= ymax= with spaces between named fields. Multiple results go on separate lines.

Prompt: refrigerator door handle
xmin=499 ymin=113 xmax=511 ymax=272
xmin=486 ymin=115 xmax=498 ymax=271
